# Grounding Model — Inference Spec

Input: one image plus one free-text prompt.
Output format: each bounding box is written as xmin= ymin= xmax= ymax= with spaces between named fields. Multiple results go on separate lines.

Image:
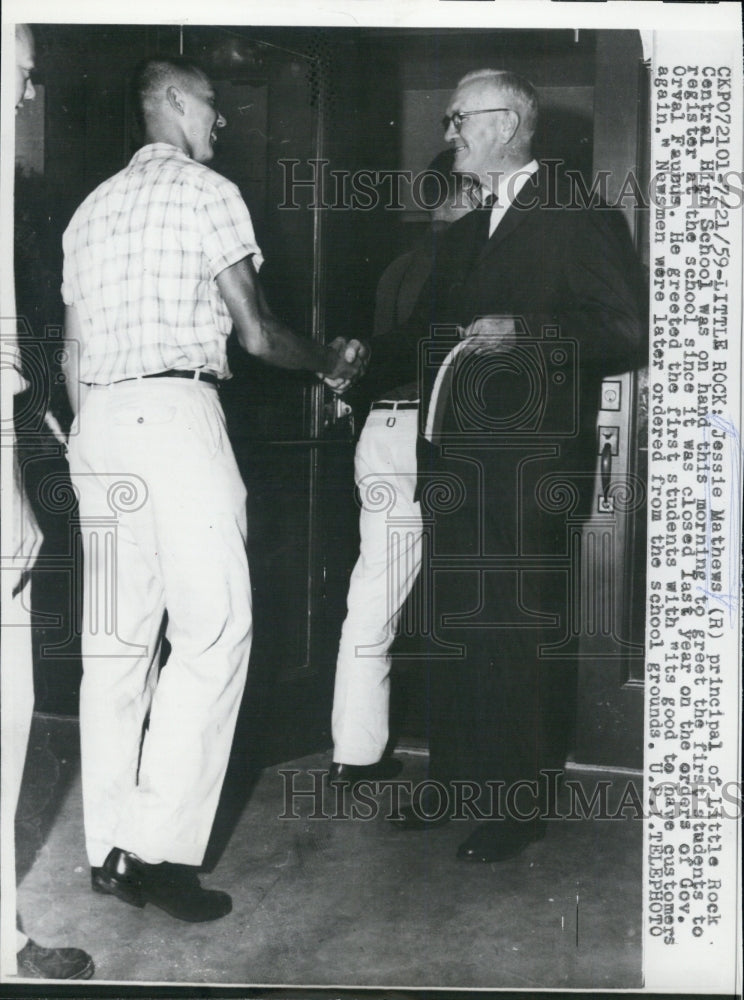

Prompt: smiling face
xmin=180 ymin=71 xmax=225 ymax=163
xmin=15 ymin=24 xmax=36 ymax=110
xmin=443 ymin=79 xmax=513 ymax=189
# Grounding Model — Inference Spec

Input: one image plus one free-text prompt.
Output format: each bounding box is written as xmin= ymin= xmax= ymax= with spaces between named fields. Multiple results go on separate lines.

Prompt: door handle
xmin=597 ymin=425 xmax=619 ymax=512
xmin=323 ymin=394 xmax=355 ymax=440
xmin=601 ymin=440 xmax=612 ymax=504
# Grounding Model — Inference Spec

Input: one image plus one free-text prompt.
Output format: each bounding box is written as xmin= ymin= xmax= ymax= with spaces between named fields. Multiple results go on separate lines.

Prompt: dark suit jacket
xmin=369 ymin=162 xmax=645 ymax=395
xmin=364 ymin=165 xmax=647 ymax=790
xmin=367 ymin=163 xmax=647 ymax=540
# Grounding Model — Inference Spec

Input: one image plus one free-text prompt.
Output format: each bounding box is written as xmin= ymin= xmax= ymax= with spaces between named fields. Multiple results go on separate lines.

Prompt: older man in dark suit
xmin=371 ymin=69 xmax=645 ymax=862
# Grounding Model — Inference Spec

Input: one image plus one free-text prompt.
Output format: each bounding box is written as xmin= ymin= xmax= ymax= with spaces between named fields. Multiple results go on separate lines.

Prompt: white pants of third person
xmin=67 ymin=378 xmax=252 ymax=868
xmin=332 ymin=405 xmax=422 ymax=765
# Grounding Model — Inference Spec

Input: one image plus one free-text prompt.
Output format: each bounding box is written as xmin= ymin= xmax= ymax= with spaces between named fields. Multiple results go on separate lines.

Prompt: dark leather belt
xmin=370 ymin=400 xmax=419 ymax=410
xmin=141 ymin=370 xmax=220 ymax=387
xmin=86 ymin=370 xmax=221 ymax=388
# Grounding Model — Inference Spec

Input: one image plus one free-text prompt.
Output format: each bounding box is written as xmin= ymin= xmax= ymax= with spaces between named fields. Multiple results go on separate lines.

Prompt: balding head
xmin=443 ymin=69 xmax=537 ymax=188
xmin=457 ymin=70 xmax=538 ymax=143
xmin=15 ymin=24 xmax=36 ymax=110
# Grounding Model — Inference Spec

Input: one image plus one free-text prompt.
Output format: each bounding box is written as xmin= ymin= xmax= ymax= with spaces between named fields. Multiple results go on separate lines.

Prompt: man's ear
xmin=501 ymin=109 xmax=521 ymax=145
xmin=166 ymin=85 xmax=185 ymax=116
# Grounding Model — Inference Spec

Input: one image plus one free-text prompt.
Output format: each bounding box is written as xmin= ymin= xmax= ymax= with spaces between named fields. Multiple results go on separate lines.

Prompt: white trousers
xmin=68 ymin=379 xmax=252 ymax=867
xmin=331 ymin=406 xmax=422 ymax=765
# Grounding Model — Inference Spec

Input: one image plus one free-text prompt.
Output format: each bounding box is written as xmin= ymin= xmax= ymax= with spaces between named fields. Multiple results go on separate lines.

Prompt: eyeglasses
xmin=441 ymin=108 xmax=513 ymax=133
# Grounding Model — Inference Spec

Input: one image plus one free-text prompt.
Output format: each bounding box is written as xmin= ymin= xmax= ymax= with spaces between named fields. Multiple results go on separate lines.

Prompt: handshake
xmin=319 ymin=336 xmax=371 ymax=394
xmin=457 ymin=316 xmax=517 ymax=355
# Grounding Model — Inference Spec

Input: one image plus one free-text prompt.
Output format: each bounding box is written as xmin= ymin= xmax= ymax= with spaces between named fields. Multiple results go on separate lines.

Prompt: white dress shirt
xmin=486 ymin=159 xmax=539 ymax=237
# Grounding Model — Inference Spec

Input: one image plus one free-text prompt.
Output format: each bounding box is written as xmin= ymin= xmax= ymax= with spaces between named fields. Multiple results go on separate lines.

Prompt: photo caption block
xmin=644 ymin=28 xmax=743 ymax=994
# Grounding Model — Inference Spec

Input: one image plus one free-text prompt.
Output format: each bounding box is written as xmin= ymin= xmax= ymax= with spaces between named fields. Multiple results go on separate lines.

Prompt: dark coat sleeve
xmin=558 ymin=205 xmax=647 ymax=376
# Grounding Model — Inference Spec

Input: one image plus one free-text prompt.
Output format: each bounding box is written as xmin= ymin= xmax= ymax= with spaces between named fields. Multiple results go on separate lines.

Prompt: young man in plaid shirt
xmin=62 ymin=56 xmax=366 ymax=923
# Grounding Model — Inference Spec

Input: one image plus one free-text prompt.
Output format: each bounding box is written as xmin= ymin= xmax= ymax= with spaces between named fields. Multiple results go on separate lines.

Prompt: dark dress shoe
xmin=91 ymin=849 xmax=145 ymax=908
xmin=92 ymin=847 xmax=231 ymax=922
xmin=16 ymin=940 xmax=94 ymax=980
xmin=328 ymin=758 xmax=403 ymax=786
xmin=456 ymin=820 xmax=547 ymax=862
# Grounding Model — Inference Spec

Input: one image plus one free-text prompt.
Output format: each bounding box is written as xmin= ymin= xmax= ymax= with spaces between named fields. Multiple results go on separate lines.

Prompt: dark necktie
xmin=467 ymin=184 xmax=496 ymax=210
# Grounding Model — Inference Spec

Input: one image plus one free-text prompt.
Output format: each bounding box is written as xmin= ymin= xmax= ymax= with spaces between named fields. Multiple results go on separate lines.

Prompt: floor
xmin=13 ymin=714 xmax=642 ymax=990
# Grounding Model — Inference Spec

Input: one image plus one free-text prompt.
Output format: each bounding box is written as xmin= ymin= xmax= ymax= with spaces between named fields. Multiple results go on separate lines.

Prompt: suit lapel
xmin=434 ymin=167 xmax=544 ymax=311
xmin=443 ymin=203 xmax=492 ymax=277
xmin=475 ymin=165 xmax=545 ymax=264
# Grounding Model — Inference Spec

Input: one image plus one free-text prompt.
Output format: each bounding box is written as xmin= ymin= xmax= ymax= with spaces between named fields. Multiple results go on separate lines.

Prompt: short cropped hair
xmin=130 ymin=56 xmax=208 ymax=128
xmin=457 ymin=69 xmax=538 ymax=140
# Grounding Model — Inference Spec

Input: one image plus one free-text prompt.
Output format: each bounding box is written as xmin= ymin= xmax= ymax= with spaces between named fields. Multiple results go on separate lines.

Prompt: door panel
xmin=574 ymin=31 xmax=648 ymax=769
xmin=186 ymin=28 xmax=358 ymax=764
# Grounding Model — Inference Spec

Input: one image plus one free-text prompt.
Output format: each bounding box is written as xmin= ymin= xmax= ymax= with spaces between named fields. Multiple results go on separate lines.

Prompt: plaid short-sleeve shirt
xmin=62 ymin=143 xmax=263 ymax=384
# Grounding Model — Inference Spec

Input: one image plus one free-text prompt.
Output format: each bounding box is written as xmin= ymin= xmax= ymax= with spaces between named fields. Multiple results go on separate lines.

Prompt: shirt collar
xmin=130 ymin=142 xmax=191 ymax=164
xmin=483 ymin=159 xmax=539 ymax=209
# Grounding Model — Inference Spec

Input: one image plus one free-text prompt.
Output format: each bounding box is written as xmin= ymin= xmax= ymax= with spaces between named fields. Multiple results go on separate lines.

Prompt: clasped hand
xmin=320 ymin=337 xmax=371 ymax=394
xmin=458 ymin=315 xmax=517 ymax=356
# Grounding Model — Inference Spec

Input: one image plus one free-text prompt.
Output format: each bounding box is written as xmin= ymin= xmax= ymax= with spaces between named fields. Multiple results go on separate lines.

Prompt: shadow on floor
xmin=15 ymin=714 xmax=642 ymax=991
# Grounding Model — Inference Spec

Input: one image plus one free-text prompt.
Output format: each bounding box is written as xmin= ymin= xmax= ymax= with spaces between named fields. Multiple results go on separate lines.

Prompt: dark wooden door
xmin=192 ymin=29 xmax=360 ymax=767
xmin=573 ymin=31 xmax=648 ymax=770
